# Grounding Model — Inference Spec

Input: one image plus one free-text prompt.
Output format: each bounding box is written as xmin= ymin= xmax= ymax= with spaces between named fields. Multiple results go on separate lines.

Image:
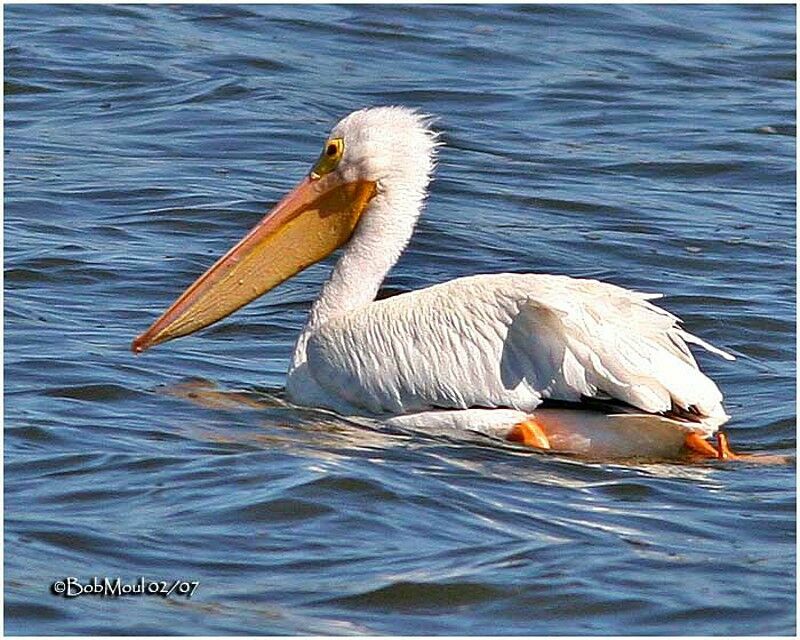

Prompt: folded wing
xmin=304 ymin=273 xmax=732 ymax=430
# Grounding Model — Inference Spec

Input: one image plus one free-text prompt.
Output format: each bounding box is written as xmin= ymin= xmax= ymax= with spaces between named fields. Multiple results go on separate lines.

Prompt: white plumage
xmin=136 ymin=105 xmax=736 ymax=456
xmin=290 ymin=273 xmax=731 ymax=433
xmin=284 ymin=107 xmax=732 ymax=437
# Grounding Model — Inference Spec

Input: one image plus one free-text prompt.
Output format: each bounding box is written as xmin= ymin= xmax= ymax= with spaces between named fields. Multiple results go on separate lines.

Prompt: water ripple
xmin=4 ymin=3 xmax=795 ymax=636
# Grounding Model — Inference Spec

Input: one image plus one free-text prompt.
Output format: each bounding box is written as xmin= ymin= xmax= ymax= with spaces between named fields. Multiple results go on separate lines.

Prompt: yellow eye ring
xmin=310 ymin=137 xmax=344 ymax=179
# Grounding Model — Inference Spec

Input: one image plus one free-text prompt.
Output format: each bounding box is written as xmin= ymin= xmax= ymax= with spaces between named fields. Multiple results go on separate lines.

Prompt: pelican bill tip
xmin=131 ymin=334 xmax=150 ymax=354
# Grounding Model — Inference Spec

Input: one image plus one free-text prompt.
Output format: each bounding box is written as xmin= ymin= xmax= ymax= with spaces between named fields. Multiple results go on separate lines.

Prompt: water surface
xmin=4 ymin=4 xmax=796 ymax=635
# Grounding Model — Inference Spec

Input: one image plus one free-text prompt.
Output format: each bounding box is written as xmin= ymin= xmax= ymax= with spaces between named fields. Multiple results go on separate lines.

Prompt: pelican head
xmin=132 ymin=106 xmax=439 ymax=353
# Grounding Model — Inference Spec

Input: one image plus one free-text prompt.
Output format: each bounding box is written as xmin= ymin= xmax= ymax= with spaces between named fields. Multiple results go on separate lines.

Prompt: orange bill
xmin=132 ymin=173 xmax=376 ymax=353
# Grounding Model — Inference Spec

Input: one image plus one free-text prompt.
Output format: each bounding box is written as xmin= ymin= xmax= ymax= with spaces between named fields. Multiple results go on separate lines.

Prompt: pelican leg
xmin=683 ymin=432 xmax=720 ymax=458
xmin=683 ymin=430 xmax=792 ymax=464
xmin=506 ymin=417 xmax=551 ymax=450
xmin=683 ymin=431 xmax=741 ymax=460
xmin=715 ymin=432 xmax=738 ymax=459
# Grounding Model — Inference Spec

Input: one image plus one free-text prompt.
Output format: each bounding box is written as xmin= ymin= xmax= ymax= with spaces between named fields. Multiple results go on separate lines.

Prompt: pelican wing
xmin=304 ymin=273 xmax=732 ymax=428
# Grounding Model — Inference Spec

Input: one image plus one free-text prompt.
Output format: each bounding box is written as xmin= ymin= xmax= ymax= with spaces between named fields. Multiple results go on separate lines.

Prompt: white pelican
xmin=133 ymin=106 xmax=749 ymax=461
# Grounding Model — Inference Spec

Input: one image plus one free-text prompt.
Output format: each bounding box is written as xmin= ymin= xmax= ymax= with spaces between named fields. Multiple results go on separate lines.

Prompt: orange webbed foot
xmin=715 ymin=432 xmax=738 ymax=460
xmin=684 ymin=431 xmax=792 ymax=464
xmin=506 ymin=418 xmax=551 ymax=450
xmin=684 ymin=431 xmax=743 ymax=461
xmin=683 ymin=432 xmax=720 ymax=458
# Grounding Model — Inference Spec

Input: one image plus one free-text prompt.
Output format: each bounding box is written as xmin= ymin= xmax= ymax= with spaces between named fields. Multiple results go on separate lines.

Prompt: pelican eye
xmin=310 ymin=137 xmax=344 ymax=178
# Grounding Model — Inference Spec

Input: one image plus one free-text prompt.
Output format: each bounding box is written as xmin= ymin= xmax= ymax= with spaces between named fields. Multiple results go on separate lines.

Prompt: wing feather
xmin=303 ymin=273 xmax=731 ymax=428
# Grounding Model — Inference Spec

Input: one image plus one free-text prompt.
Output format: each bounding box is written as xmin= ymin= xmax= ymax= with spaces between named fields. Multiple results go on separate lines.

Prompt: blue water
xmin=4 ymin=4 xmax=795 ymax=635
